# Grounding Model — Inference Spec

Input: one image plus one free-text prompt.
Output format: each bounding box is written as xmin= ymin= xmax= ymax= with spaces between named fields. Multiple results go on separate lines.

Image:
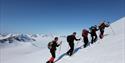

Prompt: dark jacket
xmin=89 ymin=26 xmax=98 ymax=35
xmin=99 ymin=23 xmax=109 ymax=30
xmin=67 ymin=35 xmax=79 ymax=43
xmin=50 ymin=41 xmax=59 ymax=51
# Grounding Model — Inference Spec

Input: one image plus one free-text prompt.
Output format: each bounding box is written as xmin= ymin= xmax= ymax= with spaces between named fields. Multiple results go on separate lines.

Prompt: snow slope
xmin=0 ymin=17 xmax=125 ymax=63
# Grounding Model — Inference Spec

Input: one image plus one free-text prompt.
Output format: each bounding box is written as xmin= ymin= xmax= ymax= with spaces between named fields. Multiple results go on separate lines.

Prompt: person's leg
xmin=86 ymin=37 xmax=89 ymax=46
xmin=101 ymin=30 xmax=104 ymax=38
xmin=99 ymin=30 xmax=102 ymax=39
xmin=49 ymin=51 xmax=55 ymax=63
xmin=51 ymin=51 xmax=55 ymax=58
xmin=93 ymin=33 xmax=97 ymax=42
xmin=99 ymin=29 xmax=104 ymax=39
xmin=86 ymin=37 xmax=89 ymax=47
xmin=83 ymin=37 xmax=86 ymax=47
xmin=91 ymin=34 xmax=94 ymax=44
xmin=84 ymin=37 xmax=88 ymax=48
xmin=66 ymin=43 xmax=72 ymax=55
xmin=69 ymin=43 xmax=74 ymax=56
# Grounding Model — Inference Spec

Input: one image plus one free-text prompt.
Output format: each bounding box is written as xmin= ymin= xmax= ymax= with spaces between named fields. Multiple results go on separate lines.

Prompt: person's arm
xmin=106 ymin=24 xmax=110 ymax=27
xmin=105 ymin=22 xmax=110 ymax=27
xmin=87 ymin=30 xmax=90 ymax=34
xmin=56 ymin=43 xmax=60 ymax=47
xmin=74 ymin=36 xmax=81 ymax=41
xmin=56 ymin=41 xmax=62 ymax=47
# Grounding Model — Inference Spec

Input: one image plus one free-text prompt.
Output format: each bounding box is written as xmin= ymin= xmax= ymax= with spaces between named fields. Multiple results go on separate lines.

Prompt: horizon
xmin=1 ymin=0 xmax=125 ymax=35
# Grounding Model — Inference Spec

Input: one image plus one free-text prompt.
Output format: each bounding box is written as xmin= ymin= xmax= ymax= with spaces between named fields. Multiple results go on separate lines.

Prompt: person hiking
xmin=46 ymin=37 xmax=61 ymax=63
xmin=89 ymin=25 xmax=98 ymax=44
xmin=82 ymin=29 xmax=90 ymax=48
xmin=66 ymin=32 xmax=81 ymax=56
xmin=98 ymin=21 xmax=109 ymax=39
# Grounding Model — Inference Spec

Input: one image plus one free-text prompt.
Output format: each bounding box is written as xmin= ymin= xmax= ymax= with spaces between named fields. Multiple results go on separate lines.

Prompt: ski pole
xmin=76 ymin=38 xmax=81 ymax=45
xmin=108 ymin=22 xmax=116 ymax=35
xmin=110 ymin=25 xmax=115 ymax=35
xmin=75 ymin=38 xmax=81 ymax=48
xmin=58 ymin=41 xmax=62 ymax=54
xmin=76 ymin=40 xmax=80 ymax=46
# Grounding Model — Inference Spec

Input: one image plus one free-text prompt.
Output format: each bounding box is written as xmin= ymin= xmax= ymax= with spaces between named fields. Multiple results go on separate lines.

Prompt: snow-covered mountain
xmin=30 ymin=34 xmax=54 ymax=38
xmin=0 ymin=17 xmax=125 ymax=63
xmin=0 ymin=33 xmax=57 ymax=44
xmin=0 ymin=34 xmax=36 ymax=43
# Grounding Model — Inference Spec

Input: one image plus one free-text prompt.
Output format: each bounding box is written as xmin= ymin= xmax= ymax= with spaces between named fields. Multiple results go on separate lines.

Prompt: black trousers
xmin=50 ymin=50 xmax=56 ymax=58
xmin=91 ymin=33 xmax=97 ymax=44
xmin=99 ymin=29 xmax=104 ymax=39
xmin=67 ymin=42 xmax=74 ymax=56
xmin=83 ymin=37 xmax=89 ymax=48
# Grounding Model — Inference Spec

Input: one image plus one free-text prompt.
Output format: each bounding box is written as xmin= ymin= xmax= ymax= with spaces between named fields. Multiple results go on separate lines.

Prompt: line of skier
xmin=46 ymin=21 xmax=110 ymax=63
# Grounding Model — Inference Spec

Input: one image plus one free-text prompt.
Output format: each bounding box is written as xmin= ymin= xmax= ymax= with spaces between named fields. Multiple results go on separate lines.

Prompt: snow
xmin=0 ymin=17 xmax=125 ymax=63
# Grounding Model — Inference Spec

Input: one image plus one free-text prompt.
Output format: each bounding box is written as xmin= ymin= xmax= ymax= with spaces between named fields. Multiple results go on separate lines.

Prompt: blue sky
xmin=0 ymin=0 xmax=125 ymax=35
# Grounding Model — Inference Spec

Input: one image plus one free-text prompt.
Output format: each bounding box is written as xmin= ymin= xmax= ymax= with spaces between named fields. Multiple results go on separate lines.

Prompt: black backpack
xmin=47 ymin=41 xmax=53 ymax=49
xmin=67 ymin=35 xmax=72 ymax=42
xmin=89 ymin=26 xmax=96 ymax=32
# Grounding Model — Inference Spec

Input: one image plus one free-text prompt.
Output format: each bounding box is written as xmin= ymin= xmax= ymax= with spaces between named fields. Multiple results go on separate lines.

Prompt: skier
xmin=89 ymin=25 xmax=98 ymax=44
xmin=46 ymin=37 xmax=61 ymax=63
xmin=98 ymin=21 xmax=109 ymax=39
xmin=82 ymin=29 xmax=90 ymax=48
xmin=66 ymin=32 xmax=81 ymax=56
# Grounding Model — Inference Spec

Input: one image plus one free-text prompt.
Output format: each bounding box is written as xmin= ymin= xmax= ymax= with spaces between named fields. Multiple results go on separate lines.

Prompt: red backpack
xmin=82 ymin=29 xmax=89 ymax=37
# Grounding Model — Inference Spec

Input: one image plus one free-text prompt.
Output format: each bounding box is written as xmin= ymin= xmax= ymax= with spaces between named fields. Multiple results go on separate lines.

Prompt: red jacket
xmin=82 ymin=29 xmax=89 ymax=38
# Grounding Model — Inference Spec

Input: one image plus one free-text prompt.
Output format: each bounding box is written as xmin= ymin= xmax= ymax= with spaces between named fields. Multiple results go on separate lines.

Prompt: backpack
xmin=89 ymin=26 xmax=96 ymax=32
xmin=83 ymin=29 xmax=88 ymax=33
xmin=82 ymin=29 xmax=89 ymax=37
xmin=67 ymin=35 xmax=72 ymax=42
xmin=47 ymin=41 xmax=53 ymax=49
xmin=99 ymin=22 xmax=109 ymax=29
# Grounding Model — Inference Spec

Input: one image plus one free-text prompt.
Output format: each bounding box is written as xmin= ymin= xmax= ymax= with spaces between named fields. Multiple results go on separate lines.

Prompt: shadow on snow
xmin=55 ymin=45 xmax=83 ymax=62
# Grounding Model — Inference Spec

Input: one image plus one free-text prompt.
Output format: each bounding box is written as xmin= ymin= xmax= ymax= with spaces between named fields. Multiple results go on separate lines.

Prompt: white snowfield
xmin=0 ymin=17 xmax=125 ymax=63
